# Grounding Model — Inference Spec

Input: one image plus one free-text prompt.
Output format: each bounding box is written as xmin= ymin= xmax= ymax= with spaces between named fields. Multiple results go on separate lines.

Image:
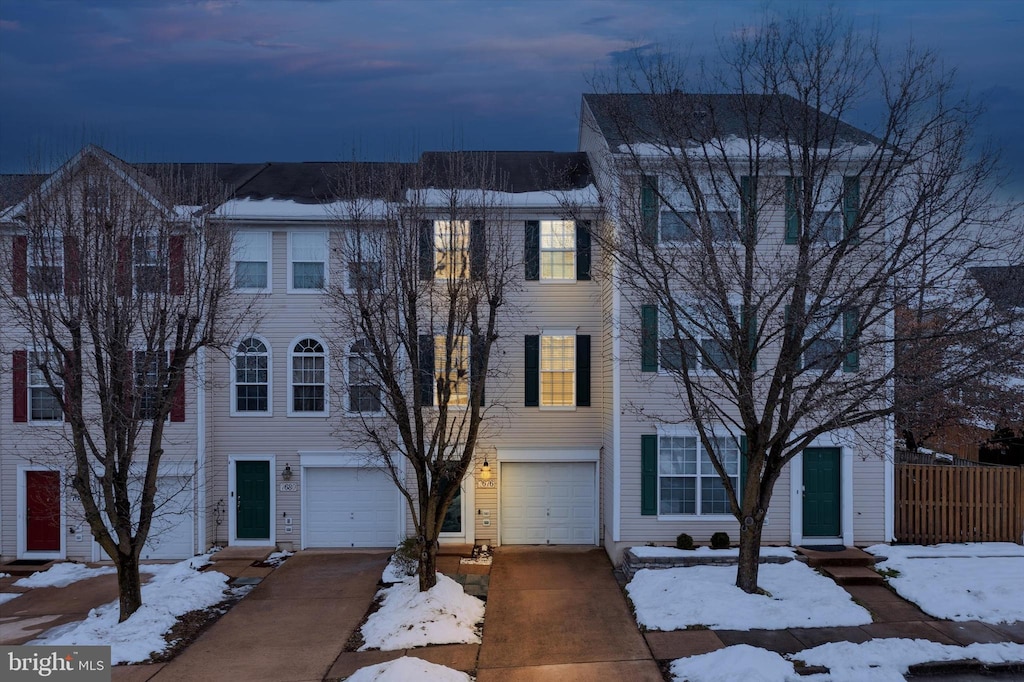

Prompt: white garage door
xmin=501 ymin=462 xmax=596 ymax=545
xmin=304 ymin=467 xmax=401 ymax=548
xmin=141 ymin=476 xmax=195 ymax=560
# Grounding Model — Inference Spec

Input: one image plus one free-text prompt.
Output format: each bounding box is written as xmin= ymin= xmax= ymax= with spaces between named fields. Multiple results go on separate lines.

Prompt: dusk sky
xmin=1 ymin=0 xmax=1022 ymax=195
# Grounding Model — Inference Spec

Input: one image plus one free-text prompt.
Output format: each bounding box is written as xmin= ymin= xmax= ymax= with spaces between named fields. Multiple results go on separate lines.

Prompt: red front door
xmin=26 ymin=470 xmax=61 ymax=552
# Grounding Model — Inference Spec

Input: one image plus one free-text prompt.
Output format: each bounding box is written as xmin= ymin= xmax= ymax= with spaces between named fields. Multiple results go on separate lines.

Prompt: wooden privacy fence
xmin=895 ymin=463 xmax=1024 ymax=544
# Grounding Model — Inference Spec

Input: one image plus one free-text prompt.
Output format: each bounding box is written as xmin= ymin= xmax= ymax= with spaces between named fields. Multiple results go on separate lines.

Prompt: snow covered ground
xmin=28 ymin=554 xmax=235 ymax=664
xmin=346 ymin=656 xmax=472 ymax=682
xmin=627 ymin=560 xmax=871 ymax=631
xmin=629 ymin=545 xmax=796 ymax=559
xmin=670 ymin=640 xmax=1024 ymax=682
xmin=868 ymin=543 xmax=1024 ymax=624
xmin=14 ymin=562 xmax=116 ymax=588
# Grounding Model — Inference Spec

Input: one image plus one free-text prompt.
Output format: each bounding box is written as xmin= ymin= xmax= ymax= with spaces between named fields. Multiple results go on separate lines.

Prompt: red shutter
xmin=116 ymin=237 xmax=132 ymax=297
xmin=13 ymin=236 xmax=28 ymax=297
xmin=169 ymin=235 xmax=185 ymax=295
xmin=13 ymin=350 xmax=28 ymax=422
xmin=170 ymin=352 xmax=186 ymax=422
xmin=64 ymin=236 xmax=80 ymax=297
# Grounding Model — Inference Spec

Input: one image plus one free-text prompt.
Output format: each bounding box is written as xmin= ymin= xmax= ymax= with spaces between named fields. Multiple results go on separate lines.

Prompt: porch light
xmin=480 ymin=458 xmax=491 ymax=480
xmin=282 ymin=464 xmax=293 ymax=481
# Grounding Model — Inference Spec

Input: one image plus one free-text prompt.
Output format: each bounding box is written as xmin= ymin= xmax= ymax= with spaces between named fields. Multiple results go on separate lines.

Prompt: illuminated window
xmin=540 ymin=220 xmax=575 ymax=280
xmin=659 ymin=436 xmax=739 ymax=515
xmin=434 ymin=220 xmax=470 ymax=279
xmin=540 ymin=335 xmax=575 ymax=407
xmin=434 ymin=334 xmax=468 ymax=406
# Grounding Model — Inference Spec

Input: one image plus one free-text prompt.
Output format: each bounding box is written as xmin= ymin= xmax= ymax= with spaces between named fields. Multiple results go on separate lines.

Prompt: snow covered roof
xmin=970 ymin=265 xmax=1024 ymax=310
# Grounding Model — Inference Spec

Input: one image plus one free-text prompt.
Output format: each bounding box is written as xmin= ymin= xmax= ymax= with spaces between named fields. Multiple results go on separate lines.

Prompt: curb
xmin=905 ymin=658 xmax=1024 ymax=678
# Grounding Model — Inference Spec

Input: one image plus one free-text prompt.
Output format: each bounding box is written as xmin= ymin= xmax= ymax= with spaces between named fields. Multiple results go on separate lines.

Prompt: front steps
xmin=797 ymin=546 xmax=885 ymax=586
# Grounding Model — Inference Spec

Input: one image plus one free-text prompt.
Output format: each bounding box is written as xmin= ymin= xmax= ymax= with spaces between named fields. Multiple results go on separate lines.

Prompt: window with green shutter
xmin=785 ymin=177 xmax=801 ymax=244
xmin=641 ymin=175 xmax=659 ymax=243
xmin=843 ymin=176 xmax=860 ymax=242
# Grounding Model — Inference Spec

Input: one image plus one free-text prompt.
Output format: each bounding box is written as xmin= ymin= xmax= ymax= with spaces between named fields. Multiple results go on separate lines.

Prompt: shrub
xmin=392 ymin=537 xmax=419 ymax=577
xmin=710 ymin=532 xmax=731 ymax=549
xmin=675 ymin=533 xmax=695 ymax=550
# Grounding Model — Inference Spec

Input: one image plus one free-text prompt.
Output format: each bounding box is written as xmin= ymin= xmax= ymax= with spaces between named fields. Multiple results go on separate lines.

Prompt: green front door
xmin=236 ymin=461 xmax=271 ymax=540
xmin=803 ymin=448 xmax=841 ymax=537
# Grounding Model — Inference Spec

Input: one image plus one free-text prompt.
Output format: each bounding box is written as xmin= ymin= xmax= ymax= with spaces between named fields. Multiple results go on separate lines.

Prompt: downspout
xmin=197 ymin=344 xmax=207 ymax=552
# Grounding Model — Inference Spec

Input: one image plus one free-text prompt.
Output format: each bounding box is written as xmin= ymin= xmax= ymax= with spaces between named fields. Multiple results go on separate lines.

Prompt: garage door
xmin=304 ymin=467 xmax=401 ymax=548
xmin=141 ymin=476 xmax=195 ymax=560
xmin=501 ymin=462 xmax=596 ymax=544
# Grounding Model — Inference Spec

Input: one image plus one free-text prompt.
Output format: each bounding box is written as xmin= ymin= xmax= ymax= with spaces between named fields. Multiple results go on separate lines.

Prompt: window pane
xmin=293 ymin=262 xmax=324 ymax=289
xmin=434 ymin=220 xmax=470 ymax=279
xmin=660 ymin=477 xmax=695 ymax=514
xmin=235 ymin=261 xmax=267 ymax=289
xmin=433 ymin=335 xmax=468 ymax=406
xmin=136 ymin=265 xmax=167 ymax=294
xmin=347 ymin=261 xmax=382 ymax=290
xmin=540 ymin=251 xmax=575 ymax=280
xmin=702 ymin=339 xmax=737 ymax=370
xmin=31 ymin=387 xmax=62 ymax=421
xmin=291 ymin=233 xmax=326 ymax=262
xmin=539 ymin=221 xmax=575 ymax=280
xmin=234 ymin=232 xmax=268 ymax=261
xmin=701 ymin=476 xmax=731 ymax=514
xmin=701 ymin=438 xmax=739 ymax=476
xmin=442 ymin=487 xmax=462 ymax=533
xmin=660 ymin=211 xmax=695 ymax=242
xmin=293 ymin=386 xmax=324 ymax=412
xmin=236 ymin=385 xmax=268 ymax=412
xmin=540 ymin=335 xmax=574 ymax=406
xmin=659 ymin=436 xmax=697 ymax=475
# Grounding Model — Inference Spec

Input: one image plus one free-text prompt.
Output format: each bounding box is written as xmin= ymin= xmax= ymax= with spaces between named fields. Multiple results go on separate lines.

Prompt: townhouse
xmin=0 ymin=93 xmax=894 ymax=567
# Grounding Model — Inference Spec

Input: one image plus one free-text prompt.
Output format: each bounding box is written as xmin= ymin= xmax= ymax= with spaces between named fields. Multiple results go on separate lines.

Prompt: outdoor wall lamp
xmin=480 ymin=458 xmax=491 ymax=480
xmin=282 ymin=464 xmax=293 ymax=481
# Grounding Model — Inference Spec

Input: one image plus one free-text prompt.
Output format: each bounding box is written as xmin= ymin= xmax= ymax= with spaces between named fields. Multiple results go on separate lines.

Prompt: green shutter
xmin=641 ymin=305 xmax=658 ymax=372
xmin=470 ymin=220 xmax=486 ymax=280
xmin=741 ymin=175 xmax=757 ymax=236
xmin=576 ymin=220 xmax=592 ymax=281
xmin=843 ymin=176 xmax=860 ymax=242
xmin=419 ymin=220 xmax=434 ymax=281
xmin=524 ymin=221 xmax=540 ymax=281
xmin=785 ymin=177 xmax=801 ymax=244
xmin=641 ymin=435 xmax=658 ymax=516
xmin=524 ymin=335 xmax=539 ymax=406
xmin=843 ymin=308 xmax=860 ymax=372
xmin=641 ymin=175 xmax=659 ymax=244
xmin=576 ymin=335 xmax=591 ymax=407
xmin=471 ymin=334 xmax=486 ymax=407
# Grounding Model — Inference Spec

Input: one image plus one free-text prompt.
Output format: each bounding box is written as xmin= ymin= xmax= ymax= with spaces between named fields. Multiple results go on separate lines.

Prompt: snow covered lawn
xmin=29 ymin=554 xmax=234 ymax=664
xmin=14 ymin=562 xmax=116 ymax=588
xmin=346 ymin=656 xmax=472 ymax=682
xmin=670 ymin=640 xmax=1024 ymax=682
xmin=627 ymin=561 xmax=871 ymax=631
xmin=868 ymin=543 xmax=1024 ymax=624
xmin=629 ymin=545 xmax=796 ymax=559
xmin=360 ymin=570 xmax=485 ymax=651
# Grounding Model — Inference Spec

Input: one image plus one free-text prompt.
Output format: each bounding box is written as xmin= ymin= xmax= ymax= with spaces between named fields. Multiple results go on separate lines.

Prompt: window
xmin=234 ymin=338 xmax=269 ymax=413
xmin=657 ymin=176 xmax=741 ymax=243
xmin=134 ymin=236 xmax=167 ymax=294
xmin=786 ymin=177 xmax=844 ymax=244
xmin=656 ymin=305 xmax=737 ymax=372
xmin=29 ymin=352 xmax=62 ymax=421
xmin=290 ymin=232 xmax=327 ymax=290
xmin=291 ymin=338 xmax=326 ymax=413
xmin=348 ymin=339 xmax=381 ymax=412
xmin=434 ymin=335 xmax=468 ymax=407
xmin=135 ymin=351 xmax=163 ymax=420
xmin=539 ymin=220 xmax=575 ymax=280
xmin=434 ymin=220 xmax=470 ymax=279
xmin=540 ymin=335 xmax=575 ymax=407
xmin=800 ymin=307 xmax=858 ymax=372
xmin=347 ymin=261 xmax=382 ymax=292
xmin=233 ymin=232 xmax=270 ymax=290
xmin=659 ymin=435 xmax=739 ymax=515
xmin=441 ymin=487 xmax=463 ymax=534
xmin=28 ymin=237 xmax=64 ymax=294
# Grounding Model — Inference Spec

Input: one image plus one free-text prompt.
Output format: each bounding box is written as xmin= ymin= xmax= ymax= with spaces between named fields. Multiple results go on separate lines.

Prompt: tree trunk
xmin=417 ymin=537 xmax=438 ymax=592
xmin=115 ymin=551 xmax=143 ymax=622
xmin=735 ymin=516 xmax=765 ymax=594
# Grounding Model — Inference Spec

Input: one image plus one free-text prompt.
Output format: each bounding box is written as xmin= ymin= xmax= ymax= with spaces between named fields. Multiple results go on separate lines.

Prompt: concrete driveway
xmin=476 ymin=546 xmax=661 ymax=681
xmin=0 ymin=572 xmax=124 ymax=645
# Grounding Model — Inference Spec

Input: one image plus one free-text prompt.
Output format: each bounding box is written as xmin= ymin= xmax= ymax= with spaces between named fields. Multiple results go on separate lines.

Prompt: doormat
xmin=3 ymin=559 xmax=52 ymax=566
xmin=800 ymin=545 xmax=847 ymax=552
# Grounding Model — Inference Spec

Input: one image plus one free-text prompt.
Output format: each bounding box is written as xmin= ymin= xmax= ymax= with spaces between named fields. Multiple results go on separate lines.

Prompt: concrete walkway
xmin=476 ymin=547 xmax=662 ymax=681
xmin=0 ymin=571 xmax=126 ymax=646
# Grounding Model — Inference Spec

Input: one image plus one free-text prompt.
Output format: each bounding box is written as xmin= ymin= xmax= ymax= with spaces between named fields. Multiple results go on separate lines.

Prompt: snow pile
xmin=14 ymin=563 xmax=116 ymax=588
xmin=670 ymin=644 xmax=797 ymax=682
xmin=629 ymin=545 xmax=796 ymax=559
xmin=628 ymin=561 xmax=871 ymax=631
xmin=0 ymin=572 xmax=10 ymax=578
xmin=360 ymin=573 xmax=485 ymax=651
xmin=797 ymin=639 xmax=1024 ymax=681
xmin=867 ymin=542 xmax=1024 ymax=560
xmin=669 ymin=640 xmax=1024 ymax=682
xmin=263 ymin=551 xmax=293 ymax=567
xmin=30 ymin=554 xmax=231 ymax=664
xmin=0 ymin=593 xmax=20 ymax=605
xmin=381 ymin=552 xmax=416 ymax=584
xmin=346 ymin=656 xmax=472 ymax=682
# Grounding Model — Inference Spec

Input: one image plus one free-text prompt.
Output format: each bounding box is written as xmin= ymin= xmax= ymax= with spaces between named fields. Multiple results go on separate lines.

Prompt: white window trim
xmin=287 ymin=334 xmax=329 ymax=417
xmin=287 ymin=230 xmax=328 ymax=294
xmin=539 ymin=328 xmax=577 ymax=410
xmin=230 ymin=335 xmax=273 ymax=417
xmin=27 ymin=349 xmax=63 ymax=425
xmin=17 ymin=464 xmax=66 ymax=560
xmin=801 ymin=304 xmax=846 ymax=374
xmin=538 ymin=219 xmax=577 ymax=283
xmin=657 ymin=299 xmax=741 ymax=377
xmin=227 ymin=454 xmax=276 ymax=547
xmin=232 ymin=230 xmax=272 ymax=294
xmin=345 ymin=339 xmax=384 ymax=416
xmin=654 ymin=425 xmax=742 ymax=521
xmin=134 ymin=233 xmax=168 ymax=297
xmin=27 ymin=235 xmax=64 ymax=297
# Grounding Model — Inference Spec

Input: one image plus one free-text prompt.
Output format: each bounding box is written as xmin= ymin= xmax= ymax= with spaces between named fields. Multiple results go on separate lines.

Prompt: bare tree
xmin=325 ymin=153 xmax=518 ymax=591
xmin=579 ymin=9 xmax=1022 ymax=592
xmin=0 ymin=146 xmax=246 ymax=620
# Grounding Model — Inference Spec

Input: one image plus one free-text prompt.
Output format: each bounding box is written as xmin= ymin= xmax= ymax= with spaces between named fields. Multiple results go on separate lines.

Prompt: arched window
xmin=348 ymin=339 xmax=381 ymax=413
xmin=234 ymin=338 xmax=270 ymax=414
xmin=291 ymin=338 xmax=326 ymax=414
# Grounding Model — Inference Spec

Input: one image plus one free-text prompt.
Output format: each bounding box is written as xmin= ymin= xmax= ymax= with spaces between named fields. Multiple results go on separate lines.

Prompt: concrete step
xmin=821 ymin=565 xmax=885 ymax=586
xmin=797 ymin=546 xmax=877 ymax=568
xmin=1 ymin=560 xmax=54 ymax=577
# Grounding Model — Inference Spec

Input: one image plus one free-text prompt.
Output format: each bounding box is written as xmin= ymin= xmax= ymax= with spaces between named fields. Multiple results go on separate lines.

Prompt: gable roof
xmin=230 ymin=161 xmax=411 ymax=203
xmin=583 ymin=92 xmax=879 ymax=151
xmin=970 ymin=265 xmax=1024 ymax=310
xmin=417 ymin=151 xmax=592 ymax=193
